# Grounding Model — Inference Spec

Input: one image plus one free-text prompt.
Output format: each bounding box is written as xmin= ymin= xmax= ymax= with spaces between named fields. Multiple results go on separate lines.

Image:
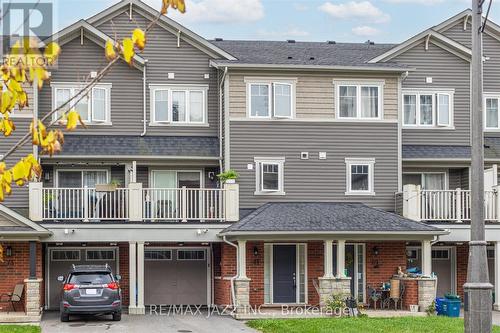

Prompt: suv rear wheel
xmin=112 ymin=311 xmax=121 ymax=321
xmin=60 ymin=312 xmax=70 ymax=322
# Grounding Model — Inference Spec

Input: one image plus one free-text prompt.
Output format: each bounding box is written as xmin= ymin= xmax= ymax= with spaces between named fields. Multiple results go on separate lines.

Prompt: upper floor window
xmin=150 ymin=85 xmax=207 ymax=125
xmin=246 ymin=79 xmax=295 ymax=119
xmin=485 ymin=95 xmax=500 ymax=130
xmin=335 ymin=81 xmax=383 ymax=120
xmin=254 ymin=157 xmax=285 ymax=195
xmin=52 ymin=83 xmax=111 ymax=124
xmin=345 ymin=158 xmax=375 ymax=195
xmin=402 ymin=90 xmax=453 ymax=128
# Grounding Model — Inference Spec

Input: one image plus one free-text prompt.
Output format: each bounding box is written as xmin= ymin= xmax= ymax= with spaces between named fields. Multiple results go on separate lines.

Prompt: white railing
xmin=142 ymin=187 xmax=225 ymax=221
xmin=42 ymin=187 xmax=129 ymax=221
xmin=403 ymin=185 xmax=498 ymax=222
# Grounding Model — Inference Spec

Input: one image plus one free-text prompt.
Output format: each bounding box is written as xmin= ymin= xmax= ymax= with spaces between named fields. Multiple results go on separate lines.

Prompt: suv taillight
xmin=106 ymin=282 xmax=120 ymax=290
xmin=63 ymin=283 xmax=76 ymax=291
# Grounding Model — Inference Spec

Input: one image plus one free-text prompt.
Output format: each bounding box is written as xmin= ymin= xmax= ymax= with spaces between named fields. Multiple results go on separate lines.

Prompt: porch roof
xmin=403 ymin=140 xmax=500 ymax=160
xmin=43 ymin=135 xmax=220 ymax=159
xmin=222 ymin=202 xmax=445 ymax=236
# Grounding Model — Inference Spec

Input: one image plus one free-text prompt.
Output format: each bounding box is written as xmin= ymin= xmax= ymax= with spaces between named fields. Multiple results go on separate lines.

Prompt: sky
xmin=19 ymin=0 xmax=500 ymax=43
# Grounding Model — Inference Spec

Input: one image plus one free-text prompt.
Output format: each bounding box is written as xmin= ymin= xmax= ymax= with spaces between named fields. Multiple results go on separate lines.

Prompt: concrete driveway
xmin=41 ymin=310 xmax=258 ymax=333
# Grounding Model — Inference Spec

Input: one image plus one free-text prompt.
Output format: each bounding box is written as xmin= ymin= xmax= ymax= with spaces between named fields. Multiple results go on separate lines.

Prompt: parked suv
xmin=58 ymin=265 xmax=122 ymax=322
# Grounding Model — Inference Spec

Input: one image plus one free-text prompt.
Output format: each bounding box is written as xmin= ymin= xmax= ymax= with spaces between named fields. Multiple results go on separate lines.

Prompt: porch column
xmin=421 ymin=240 xmax=432 ymax=276
xmin=136 ymin=242 xmax=145 ymax=314
xmin=323 ymin=240 xmax=334 ymax=278
xmin=128 ymin=242 xmax=139 ymax=314
xmin=336 ymin=240 xmax=346 ymax=278
xmin=494 ymin=242 xmax=500 ymax=310
xmin=237 ymin=240 xmax=247 ymax=278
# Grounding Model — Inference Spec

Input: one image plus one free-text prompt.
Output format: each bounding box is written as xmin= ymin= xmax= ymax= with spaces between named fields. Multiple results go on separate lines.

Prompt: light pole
xmin=464 ymin=1 xmax=493 ymax=332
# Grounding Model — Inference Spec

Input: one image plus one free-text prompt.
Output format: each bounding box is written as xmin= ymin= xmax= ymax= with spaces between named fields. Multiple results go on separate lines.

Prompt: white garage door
xmin=144 ymin=248 xmax=209 ymax=305
xmin=46 ymin=247 xmax=118 ymax=309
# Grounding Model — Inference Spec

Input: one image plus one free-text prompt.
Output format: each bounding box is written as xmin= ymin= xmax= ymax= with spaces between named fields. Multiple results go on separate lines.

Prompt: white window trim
xmin=345 ymin=158 xmax=375 ymax=196
xmin=177 ymin=249 xmax=206 ymax=261
xmin=484 ymin=93 xmax=500 ymax=131
xmin=245 ymin=78 xmax=296 ymax=119
xmin=51 ymin=82 xmax=112 ymax=125
xmin=431 ymin=249 xmax=450 ymax=260
xmin=51 ymin=249 xmax=81 ymax=261
xmin=55 ymin=168 xmax=111 ymax=187
xmin=149 ymin=84 xmax=208 ymax=126
xmin=334 ymin=80 xmax=384 ymax=120
xmin=402 ymin=89 xmax=454 ymax=129
xmin=144 ymin=248 xmax=173 ymax=261
xmin=254 ymin=157 xmax=285 ymax=195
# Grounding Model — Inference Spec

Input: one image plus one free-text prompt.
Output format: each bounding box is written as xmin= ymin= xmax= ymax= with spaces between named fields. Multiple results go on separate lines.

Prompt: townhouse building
xmin=0 ymin=0 xmax=498 ymax=318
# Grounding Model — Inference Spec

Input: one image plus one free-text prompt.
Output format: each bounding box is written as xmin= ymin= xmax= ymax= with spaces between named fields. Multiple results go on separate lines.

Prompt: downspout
xmin=218 ymin=67 xmax=228 ymax=173
xmin=223 ymin=235 xmax=238 ymax=308
xmin=141 ymin=59 xmax=149 ymax=136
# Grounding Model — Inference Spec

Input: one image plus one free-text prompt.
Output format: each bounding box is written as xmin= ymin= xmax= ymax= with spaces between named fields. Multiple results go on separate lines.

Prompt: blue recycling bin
xmin=435 ymin=297 xmax=461 ymax=317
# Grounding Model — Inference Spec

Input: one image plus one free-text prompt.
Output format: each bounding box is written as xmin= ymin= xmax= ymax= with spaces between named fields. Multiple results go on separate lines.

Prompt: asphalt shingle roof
xmin=0 ymin=226 xmax=34 ymax=232
xmin=211 ymin=40 xmax=405 ymax=69
xmin=56 ymin=135 xmax=219 ymax=158
xmin=223 ymin=202 xmax=442 ymax=233
xmin=403 ymin=145 xmax=471 ymax=159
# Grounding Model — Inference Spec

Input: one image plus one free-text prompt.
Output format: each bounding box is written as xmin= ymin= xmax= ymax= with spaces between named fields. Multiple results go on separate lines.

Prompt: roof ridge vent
xmin=365 ymin=40 xmax=375 ymax=45
xmin=327 ymin=40 xmax=336 ymax=44
xmin=215 ymin=38 xmax=223 ymax=41
xmin=287 ymin=39 xmax=296 ymax=43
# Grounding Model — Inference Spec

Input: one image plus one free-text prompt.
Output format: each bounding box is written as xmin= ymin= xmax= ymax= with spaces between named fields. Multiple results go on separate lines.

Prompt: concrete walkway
xmin=41 ymin=311 xmax=257 ymax=333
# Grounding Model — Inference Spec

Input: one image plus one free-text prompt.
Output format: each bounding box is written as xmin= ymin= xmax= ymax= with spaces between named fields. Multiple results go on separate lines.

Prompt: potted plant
xmin=95 ymin=179 xmax=121 ymax=192
xmin=217 ymin=169 xmax=239 ymax=184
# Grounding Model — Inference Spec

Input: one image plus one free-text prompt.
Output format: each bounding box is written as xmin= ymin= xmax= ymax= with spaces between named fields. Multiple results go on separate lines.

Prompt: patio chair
xmin=0 ymin=284 xmax=24 ymax=312
xmin=389 ymin=279 xmax=402 ymax=310
xmin=368 ymin=286 xmax=382 ymax=310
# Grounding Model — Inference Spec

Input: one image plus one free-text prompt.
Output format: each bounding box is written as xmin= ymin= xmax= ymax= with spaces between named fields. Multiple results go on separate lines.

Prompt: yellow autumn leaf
xmin=132 ymin=29 xmax=146 ymax=51
xmin=44 ymin=42 xmax=61 ymax=66
xmin=0 ymin=65 xmax=10 ymax=81
xmin=0 ymin=118 xmax=15 ymax=136
xmin=1 ymin=91 xmax=12 ymax=114
xmin=11 ymin=160 xmax=29 ymax=185
xmin=66 ymin=110 xmax=86 ymax=131
xmin=122 ymin=38 xmax=135 ymax=65
xmin=0 ymin=162 xmax=6 ymax=174
xmin=105 ymin=40 xmax=117 ymax=61
xmin=162 ymin=0 xmax=186 ymax=14
xmin=17 ymin=91 xmax=28 ymax=108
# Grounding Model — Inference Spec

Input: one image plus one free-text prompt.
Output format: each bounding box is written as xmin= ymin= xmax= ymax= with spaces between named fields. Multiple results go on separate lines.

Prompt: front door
xmin=273 ymin=245 xmax=296 ymax=303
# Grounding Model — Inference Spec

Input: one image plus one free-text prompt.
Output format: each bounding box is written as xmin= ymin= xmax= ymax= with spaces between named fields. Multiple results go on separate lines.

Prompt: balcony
xmin=397 ymin=184 xmax=498 ymax=222
xmin=28 ymin=182 xmax=239 ymax=223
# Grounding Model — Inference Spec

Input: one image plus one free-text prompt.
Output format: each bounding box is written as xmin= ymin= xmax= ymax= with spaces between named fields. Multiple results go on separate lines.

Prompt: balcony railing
xmin=400 ymin=184 xmax=498 ymax=222
xmin=29 ymin=182 xmax=239 ymax=223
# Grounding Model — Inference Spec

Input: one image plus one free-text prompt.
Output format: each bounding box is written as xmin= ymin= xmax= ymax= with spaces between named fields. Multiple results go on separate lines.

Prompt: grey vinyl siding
xmin=0 ymin=119 xmax=33 ymax=208
xmin=392 ymin=41 xmax=470 ymax=145
xmin=230 ymin=121 xmax=398 ymax=211
xmin=96 ymin=9 xmax=219 ymax=136
xmin=38 ymin=37 xmax=144 ymax=135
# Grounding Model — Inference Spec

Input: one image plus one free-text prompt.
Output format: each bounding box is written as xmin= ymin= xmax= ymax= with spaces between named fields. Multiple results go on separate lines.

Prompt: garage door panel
xmin=144 ymin=248 xmax=208 ymax=306
xmin=47 ymin=248 xmax=118 ymax=310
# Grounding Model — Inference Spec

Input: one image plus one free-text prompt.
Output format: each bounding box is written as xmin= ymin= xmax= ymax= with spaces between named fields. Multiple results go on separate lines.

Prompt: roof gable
xmin=87 ymin=0 xmax=236 ymax=61
xmin=0 ymin=204 xmax=50 ymax=234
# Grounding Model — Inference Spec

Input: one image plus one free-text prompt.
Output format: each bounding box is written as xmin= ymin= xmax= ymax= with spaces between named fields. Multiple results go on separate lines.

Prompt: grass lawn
xmin=247 ymin=316 xmax=500 ymax=333
xmin=0 ymin=325 xmax=40 ymax=333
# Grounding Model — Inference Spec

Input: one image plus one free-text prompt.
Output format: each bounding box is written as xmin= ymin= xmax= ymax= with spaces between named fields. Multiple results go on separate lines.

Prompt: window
xmin=485 ymin=95 xmax=500 ymax=130
xmin=247 ymin=80 xmax=294 ymax=119
xmin=56 ymin=169 xmax=109 ymax=187
xmin=52 ymin=83 xmax=111 ymax=124
xmin=402 ymin=91 xmax=453 ymax=127
xmin=150 ymin=85 xmax=207 ymax=125
xmin=51 ymin=250 xmax=80 ymax=261
xmin=177 ymin=250 xmax=205 ymax=260
xmin=86 ymin=249 xmax=115 ymax=261
xmin=145 ymin=249 xmax=172 ymax=261
xmin=432 ymin=249 xmax=449 ymax=260
xmin=406 ymin=249 xmax=418 ymax=260
xmin=336 ymin=82 xmax=383 ymax=119
xmin=402 ymin=172 xmax=447 ymax=190
xmin=254 ymin=157 xmax=285 ymax=195
xmin=345 ymin=158 xmax=375 ymax=195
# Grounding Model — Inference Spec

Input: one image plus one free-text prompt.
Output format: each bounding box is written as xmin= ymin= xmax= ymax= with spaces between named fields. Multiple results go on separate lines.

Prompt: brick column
xmin=24 ymin=278 xmax=42 ymax=316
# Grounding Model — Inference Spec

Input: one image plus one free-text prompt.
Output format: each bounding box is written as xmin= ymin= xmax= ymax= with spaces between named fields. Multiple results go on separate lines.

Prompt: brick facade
xmin=213 ymin=243 xmax=236 ymax=306
xmin=402 ymin=279 xmax=418 ymax=310
xmin=366 ymin=242 xmax=407 ymax=292
xmin=456 ymin=243 xmax=468 ymax=299
xmin=118 ymin=243 xmax=130 ymax=306
xmin=0 ymin=242 xmax=42 ymax=312
xmin=307 ymin=241 xmax=324 ymax=306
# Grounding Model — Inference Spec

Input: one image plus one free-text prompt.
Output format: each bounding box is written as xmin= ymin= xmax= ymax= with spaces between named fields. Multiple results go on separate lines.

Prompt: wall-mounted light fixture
xmin=5 ymin=246 xmax=12 ymax=257
xmin=372 ymin=246 xmax=379 ymax=256
xmin=253 ymin=246 xmax=259 ymax=256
